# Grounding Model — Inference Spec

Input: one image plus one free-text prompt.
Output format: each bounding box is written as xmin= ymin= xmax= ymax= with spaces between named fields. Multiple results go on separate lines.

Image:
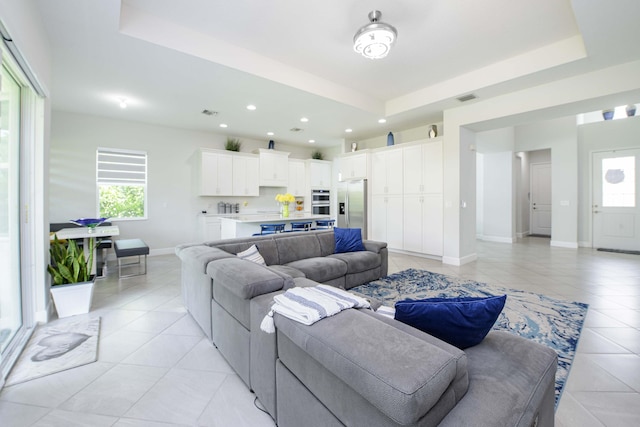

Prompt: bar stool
xmin=290 ymin=221 xmax=312 ymax=232
xmin=257 ymin=223 xmax=286 ymax=235
xmin=315 ymin=219 xmax=335 ymax=230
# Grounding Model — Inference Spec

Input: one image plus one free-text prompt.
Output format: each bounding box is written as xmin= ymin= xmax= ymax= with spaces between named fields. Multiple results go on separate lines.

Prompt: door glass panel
xmin=602 ymin=156 xmax=635 ymax=207
xmin=0 ymin=64 xmax=22 ymax=356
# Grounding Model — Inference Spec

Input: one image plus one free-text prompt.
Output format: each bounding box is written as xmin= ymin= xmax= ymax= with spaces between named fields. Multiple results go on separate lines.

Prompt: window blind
xmin=97 ymin=148 xmax=147 ymax=185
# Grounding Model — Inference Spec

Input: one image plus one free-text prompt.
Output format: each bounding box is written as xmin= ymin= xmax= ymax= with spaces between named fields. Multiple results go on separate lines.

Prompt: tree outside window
xmin=97 ymin=149 xmax=147 ymax=220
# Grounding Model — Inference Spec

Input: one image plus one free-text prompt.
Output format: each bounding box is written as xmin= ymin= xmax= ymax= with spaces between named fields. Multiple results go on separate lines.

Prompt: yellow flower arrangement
xmin=275 ymin=193 xmax=295 ymax=204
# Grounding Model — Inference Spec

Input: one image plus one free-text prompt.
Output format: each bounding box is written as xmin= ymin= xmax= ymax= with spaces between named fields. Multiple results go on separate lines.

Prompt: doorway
xmin=592 ymin=149 xmax=640 ymax=251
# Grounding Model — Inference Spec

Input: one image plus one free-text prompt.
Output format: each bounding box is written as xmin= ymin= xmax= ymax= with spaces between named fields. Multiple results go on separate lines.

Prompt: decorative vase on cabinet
xmin=387 ymin=132 xmax=394 ymax=146
xmin=626 ymin=104 xmax=637 ymax=117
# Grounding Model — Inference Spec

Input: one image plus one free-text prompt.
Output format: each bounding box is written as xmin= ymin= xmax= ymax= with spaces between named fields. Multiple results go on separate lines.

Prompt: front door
xmin=530 ymin=163 xmax=552 ymax=236
xmin=592 ymin=149 xmax=640 ymax=251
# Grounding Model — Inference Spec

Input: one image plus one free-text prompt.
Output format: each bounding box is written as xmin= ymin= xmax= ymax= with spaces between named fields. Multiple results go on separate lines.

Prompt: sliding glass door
xmin=0 ymin=63 xmax=22 ymax=362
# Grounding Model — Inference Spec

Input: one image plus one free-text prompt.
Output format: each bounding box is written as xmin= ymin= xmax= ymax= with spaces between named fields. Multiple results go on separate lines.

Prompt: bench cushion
xmin=114 ymin=239 xmax=149 ymax=257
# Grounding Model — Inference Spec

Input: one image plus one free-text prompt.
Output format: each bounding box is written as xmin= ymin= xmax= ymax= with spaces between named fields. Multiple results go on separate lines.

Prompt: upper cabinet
xmin=287 ymin=159 xmax=307 ymax=196
xmin=306 ymin=159 xmax=332 ymax=189
xmin=232 ymin=153 xmax=259 ymax=196
xmin=338 ymin=152 xmax=368 ymax=181
xmin=403 ymin=140 xmax=443 ymax=194
xmin=255 ymin=149 xmax=289 ymax=187
xmin=199 ymin=149 xmax=233 ymax=196
xmin=371 ymin=147 xmax=403 ymax=195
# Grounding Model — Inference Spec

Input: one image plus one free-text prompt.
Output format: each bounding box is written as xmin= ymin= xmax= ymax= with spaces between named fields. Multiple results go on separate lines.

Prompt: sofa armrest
xmin=362 ymin=239 xmax=387 ymax=254
xmin=207 ymin=257 xmax=285 ymax=300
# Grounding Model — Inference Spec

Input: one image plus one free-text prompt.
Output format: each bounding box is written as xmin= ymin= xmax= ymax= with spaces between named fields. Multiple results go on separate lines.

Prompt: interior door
xmin=530 ymin=163 xmax=552 ymax=236
xmin=593 ymin=149 xmax=640 ymax=251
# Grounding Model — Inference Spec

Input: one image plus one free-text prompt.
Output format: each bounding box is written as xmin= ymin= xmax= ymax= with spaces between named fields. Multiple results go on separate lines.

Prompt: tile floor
xmin=0 ymin=237 xmax=639 ymax=426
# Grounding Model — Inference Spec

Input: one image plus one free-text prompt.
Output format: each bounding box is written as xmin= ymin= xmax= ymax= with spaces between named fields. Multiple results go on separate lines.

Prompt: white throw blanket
xmin=260 ymin=285 xmax=371 ymax=333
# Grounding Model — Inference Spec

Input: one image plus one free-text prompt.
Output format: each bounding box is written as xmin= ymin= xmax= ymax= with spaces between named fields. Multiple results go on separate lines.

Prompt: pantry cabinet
xmin=307 ymin=159 xmax=332 ymax=189
xmin=338 ymin=152 xmax=368 ymax=181
xmin=371 ymin=194 xmax=404 ymax=250
xmin=403 ymin=194 xmax=443 ymax=256
xmin=371 ymin=147 xmax=403 ymax=195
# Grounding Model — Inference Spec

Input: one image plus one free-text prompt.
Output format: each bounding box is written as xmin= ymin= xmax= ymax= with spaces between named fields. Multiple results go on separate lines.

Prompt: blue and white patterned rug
xmin=351 ymin=268 xmax=589 ymax=408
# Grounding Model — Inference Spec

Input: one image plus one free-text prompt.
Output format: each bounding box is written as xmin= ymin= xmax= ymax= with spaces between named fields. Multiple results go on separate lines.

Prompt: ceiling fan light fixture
xmin=353 ymin=10 xmax=397 ymax=59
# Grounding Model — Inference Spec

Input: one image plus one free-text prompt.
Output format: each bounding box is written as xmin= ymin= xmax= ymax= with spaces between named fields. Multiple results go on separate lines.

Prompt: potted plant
xmin=311 ymin=150 xmax=324 ymax=160
xmin=225 ymin=137 xmax=242 ymax=152
xmin=48 ymin=235 xmax=97 ymax=318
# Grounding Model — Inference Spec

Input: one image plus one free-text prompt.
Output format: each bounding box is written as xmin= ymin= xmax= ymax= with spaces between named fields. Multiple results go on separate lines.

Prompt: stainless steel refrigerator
xmin=337 ymin=179 xmax=367 ymax=238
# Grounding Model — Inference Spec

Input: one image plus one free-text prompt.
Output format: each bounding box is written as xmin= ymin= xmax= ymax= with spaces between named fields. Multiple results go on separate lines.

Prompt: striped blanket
xmin=260 ymin=285 xmax=370 ymax=333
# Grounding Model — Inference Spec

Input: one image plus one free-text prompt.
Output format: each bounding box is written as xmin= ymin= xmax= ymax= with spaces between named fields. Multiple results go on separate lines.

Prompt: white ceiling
xmin=32 ymin=0 xmax=640 ymax=147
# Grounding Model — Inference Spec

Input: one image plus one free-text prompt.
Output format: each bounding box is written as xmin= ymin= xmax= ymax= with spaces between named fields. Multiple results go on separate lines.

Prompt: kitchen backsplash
xmin=199 ymin=187 xmax=305 ymax=214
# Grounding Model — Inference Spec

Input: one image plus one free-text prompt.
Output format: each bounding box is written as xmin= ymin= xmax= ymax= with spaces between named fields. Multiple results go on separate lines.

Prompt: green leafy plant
xmin=311 ymin=150 xmax=324 ymax=160
xmin=48 ymin=236 xmax=96 ymax=285
xmin=225 ymin=137 xmax=242 ymax=152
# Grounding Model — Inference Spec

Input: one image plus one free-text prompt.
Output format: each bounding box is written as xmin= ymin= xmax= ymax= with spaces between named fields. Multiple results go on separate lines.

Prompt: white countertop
xmin=220 ymin=214 xmax=330 ymax=223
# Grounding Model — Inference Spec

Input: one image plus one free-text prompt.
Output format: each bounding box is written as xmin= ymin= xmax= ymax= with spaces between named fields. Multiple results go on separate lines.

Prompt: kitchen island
xmin=220 ymin=213 xmax=331 ymax=238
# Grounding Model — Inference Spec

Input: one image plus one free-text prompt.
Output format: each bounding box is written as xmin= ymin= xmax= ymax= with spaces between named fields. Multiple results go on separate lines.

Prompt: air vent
xmin=289 ymin=127 xmax=304 ymax=132
xmin=456 ymin=94 xmax=477 ymax=103
xmin=201 ymin=109 xmax=218 ymax=116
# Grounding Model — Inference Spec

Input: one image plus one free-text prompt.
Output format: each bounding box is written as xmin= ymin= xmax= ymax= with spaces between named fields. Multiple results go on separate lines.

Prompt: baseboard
xmin=387 ymin=248 xmax=442 ymax=261
xmin=480 ymin=235 xmax=516 ymax=244
xmin=442 ymin=252 xmax=477 ymax=266
xmin=578 ymin=240 xmax=591 ymax=248
xmin=550 ymin=240 xmax=579 ymax=249
xmin=150 ymin=247 xmax=176 ymax=256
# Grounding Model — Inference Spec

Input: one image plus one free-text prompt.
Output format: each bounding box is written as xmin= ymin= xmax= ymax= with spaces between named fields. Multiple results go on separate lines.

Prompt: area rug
xmin=351 ymin=269 xmax=588 ymax=408
xmin=5 ymin=317 xmax=100 ymax=386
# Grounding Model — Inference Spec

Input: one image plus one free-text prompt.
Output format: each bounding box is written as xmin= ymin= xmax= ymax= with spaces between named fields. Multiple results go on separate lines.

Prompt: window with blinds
xmin=96 ymin=148 xmax=147 ymax=219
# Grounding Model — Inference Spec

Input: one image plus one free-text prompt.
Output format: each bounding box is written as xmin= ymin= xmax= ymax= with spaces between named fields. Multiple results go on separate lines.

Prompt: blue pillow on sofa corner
xmin=394 ymin=295 xmax=507 ymax=349
xmin=334 ymin=227 xmax=366 ymax=253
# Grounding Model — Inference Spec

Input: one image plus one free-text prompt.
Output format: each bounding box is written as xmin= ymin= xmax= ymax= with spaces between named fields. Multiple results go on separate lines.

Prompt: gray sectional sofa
xmin=176 ymin=230 xmax=558 ymax=426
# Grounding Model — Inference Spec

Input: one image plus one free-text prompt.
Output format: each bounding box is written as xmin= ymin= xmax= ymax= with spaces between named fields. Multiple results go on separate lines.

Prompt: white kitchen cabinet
xmin=255 ymin=149 xmax=289 ymax=187
xmin=371 ymin=148 xmax=403 ymax=195
xmin=200 ymin=149 xmax=233 ymax=196
xmin=307 ymin=159 xmax=332 ymax=189
xmin=199 ymin=215 xmax=222 ymax=241
xmin=371 ymin=194 xmax=403 ymax=250
xmin=339 ymin=152 xmax=368 ymax=181
xmin=232 ymin=154 xmax=259 ymax=196
xmin=403 ymin=141 xmax=443 ymax=194
xmin=403 ymin=194 xmax=443 ymax=256
xmin=287 ymin=159 xmax=306 ymax=196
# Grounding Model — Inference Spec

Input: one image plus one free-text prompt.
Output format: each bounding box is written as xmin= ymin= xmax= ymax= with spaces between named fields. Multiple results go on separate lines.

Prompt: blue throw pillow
xmin=394 ymin=295 xmax=507 ymax=349
xmin=334 ymin=227 xmax=366 ymax=253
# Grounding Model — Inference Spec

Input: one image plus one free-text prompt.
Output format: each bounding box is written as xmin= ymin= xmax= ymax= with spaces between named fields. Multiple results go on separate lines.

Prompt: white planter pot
xmin=50 ymin=279 xmax=95 ymax=318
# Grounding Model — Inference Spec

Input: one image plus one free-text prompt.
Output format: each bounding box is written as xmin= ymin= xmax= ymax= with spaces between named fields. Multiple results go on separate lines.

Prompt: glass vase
xmin=282 ymin=203 xmax=289 ymax=218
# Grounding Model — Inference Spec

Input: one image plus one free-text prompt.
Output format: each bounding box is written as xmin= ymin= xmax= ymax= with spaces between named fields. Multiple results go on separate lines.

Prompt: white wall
xmin=515 ymin=116 xmax=578 ymax=247
xmin=49 ymin=111 xmax=321 ymax=253
xmin=577 ymin=115 xmax=640 ymax=246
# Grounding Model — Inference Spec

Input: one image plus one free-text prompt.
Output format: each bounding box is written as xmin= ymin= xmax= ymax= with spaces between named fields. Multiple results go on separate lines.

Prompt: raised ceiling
xmin=32 ymin=0 xmax=640 ymax=147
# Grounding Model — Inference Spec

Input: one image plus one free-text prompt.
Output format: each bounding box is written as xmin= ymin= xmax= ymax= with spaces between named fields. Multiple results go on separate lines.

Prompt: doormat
xmin=597 ymin=248 xmax=640 ymax=255
xmin=5 ymin=317 xmax=100 ymax=386
xmin=528 ymin=234 xmax=551 ymax=238
xmin=351 ymin=269 xmax=588 ymax=409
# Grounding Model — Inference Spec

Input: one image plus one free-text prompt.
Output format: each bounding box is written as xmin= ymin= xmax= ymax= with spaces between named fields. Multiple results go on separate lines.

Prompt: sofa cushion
xmin=394 ymin=295 xmax=507 ymax=349
xmin=315 ymin=230 xmax=336 ymax=256
xmin=333 ymin=227 xmax=366 ymax=253
xmin=175 ymin=245 xmax=235 ymax=274
xmin=275 ymin=233 xmax=323 ymax=264
xmin=275 ymin=308 xmax=468 ymax=425
xmin=213 ymin=238 xmax=280 ymax=266
xmin=286 ymin=257 xmax=347 ymax=284
xmin=327 ymin=251 xmax=380 ymax=274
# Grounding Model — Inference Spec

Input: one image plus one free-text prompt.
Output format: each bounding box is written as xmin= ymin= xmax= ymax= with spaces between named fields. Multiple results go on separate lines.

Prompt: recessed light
xmin=267 ymin=132 xmax=274 ymax=136
xmin=345 ymin=128 xmax=353 ymax=133
xmin=308 ymin=139 xmax=315 ymax=143
xmin=300 ymin=117 xmax=309 ymax=123
xmin=219 ymin=124 xmax=228 ymax=128
xmin=119 ymin=98 xmax=128 ymax=109
xmin=378 ymin=118 xmax=386 ymax=124
xmin=246 ymin=104 xmax=257 ymax=111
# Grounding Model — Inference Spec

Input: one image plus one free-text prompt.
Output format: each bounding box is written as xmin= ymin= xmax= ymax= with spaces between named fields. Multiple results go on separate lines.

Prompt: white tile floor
xmin=1 ymin=237 xmax=639 ymax=426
